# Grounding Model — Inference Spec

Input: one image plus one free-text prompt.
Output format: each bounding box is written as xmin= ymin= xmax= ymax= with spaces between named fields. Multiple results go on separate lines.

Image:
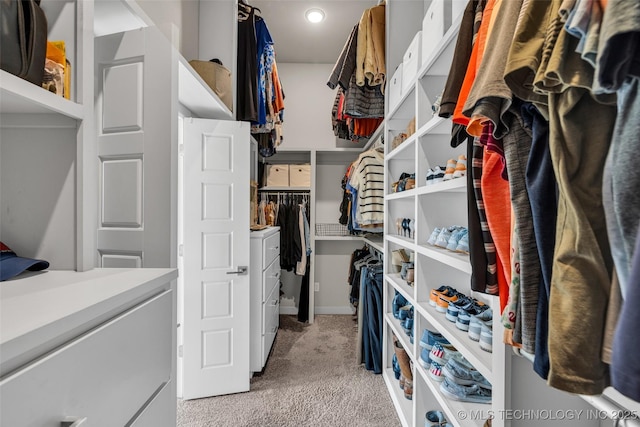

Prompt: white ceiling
xmin=250 ymin=0 xmax=379 ymax=64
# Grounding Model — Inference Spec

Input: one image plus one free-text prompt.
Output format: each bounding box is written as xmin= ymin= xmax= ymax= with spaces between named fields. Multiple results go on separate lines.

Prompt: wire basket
xmin=315 ymin=223 xmax=350 ymax=236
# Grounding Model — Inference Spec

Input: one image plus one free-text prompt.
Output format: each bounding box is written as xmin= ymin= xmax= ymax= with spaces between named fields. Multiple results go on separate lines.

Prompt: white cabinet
xmin=250 ymin=227 xmax=281 ymax=373
xmin=0 ymin=268 xmax=177 ymax=427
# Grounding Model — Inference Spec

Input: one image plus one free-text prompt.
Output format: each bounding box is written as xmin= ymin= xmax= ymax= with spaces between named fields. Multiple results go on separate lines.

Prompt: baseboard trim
xmin=279 ymin=306 xmax=355 ymax=315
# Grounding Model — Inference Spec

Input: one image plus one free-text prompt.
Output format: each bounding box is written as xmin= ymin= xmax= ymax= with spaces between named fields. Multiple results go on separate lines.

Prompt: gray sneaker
xmin=442 ymin=357 xmax=492 ymax=389
xmin=440 ymin=377 xmax=492 ymax=404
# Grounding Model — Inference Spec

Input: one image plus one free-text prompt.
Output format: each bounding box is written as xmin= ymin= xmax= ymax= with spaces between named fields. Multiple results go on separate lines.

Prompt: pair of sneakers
xmin=443 ymin=155 xmax=467 ymax=180
xmin=426 ymin=166 xmax=446 ymax=185
xmin=427 ymin=226 xmax=469 ymax=254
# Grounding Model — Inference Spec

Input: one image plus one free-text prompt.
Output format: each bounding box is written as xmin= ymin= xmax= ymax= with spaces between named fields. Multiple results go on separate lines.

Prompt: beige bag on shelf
xmin=189 ymin=59 xmax=233 ymax=111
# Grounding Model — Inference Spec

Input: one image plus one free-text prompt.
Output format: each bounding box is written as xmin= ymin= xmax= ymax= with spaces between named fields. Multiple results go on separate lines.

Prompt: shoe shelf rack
xmin=382 ymin=2 xmax=508 ymax=427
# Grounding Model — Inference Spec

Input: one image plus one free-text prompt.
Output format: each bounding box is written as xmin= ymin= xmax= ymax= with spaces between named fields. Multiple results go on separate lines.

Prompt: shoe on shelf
xmin=426 ymin=168 xmax=435 ymax=185
xmin=432 ymin=166 xmax=446 ymax=184
xmin=420 ymin=329 xmax=449 ymax=350
xmin=425 ymin=410 xmax=447 ymax=427
xmin=429 ymin=285 xmax=458 ymax=307
xmin=398 ymin=304 xmax=413 ymax=321
xmin=453 ymin=154 xmax=467 ymax=178
xmin=440 ymin=377 xmax=492 ymax=404
xmin=429 ymin=361 xmax=445 ymax=382
xmin=443 ymin=357 xmax=492 ymax=389
xmin=392 ymin=353 xmax=401 ymax=380
xmin=392 ymin=292 xmax=409 ymax=319
xmin=456 ymin=310 xmax=471 ymax=331
xmin=455 ymin=231 xmax=470 ymax=254
xmin=434 ymin=227 xmax=453 ymax=248
xmin=468 ymin=308 xmax=493 ymax=341
xmin=480 ymin=324 xmax=493 ymax=353
xmin=436 ymin=293 xmax=460 ymax=313
xmin=419 ymin=347 xmax=432 ymax=369
xmin=443 ymin=159 xmax=457 ymax=181
xmin=429 ymin=342 xmax=458 ymax=366
xmin=446 ymin=227 xmax=468 ymax=252
xmin=427 ymin=227 xmax=442 ymax=246
xmin=445 ymin=302 xmax=459 ymax=322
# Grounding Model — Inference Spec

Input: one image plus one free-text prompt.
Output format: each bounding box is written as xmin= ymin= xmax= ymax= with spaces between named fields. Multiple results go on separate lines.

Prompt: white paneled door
xmin=95 ymin=27 xmax=175 ymax=268
xmin=181 ymin=119 xmax=250 ymax=399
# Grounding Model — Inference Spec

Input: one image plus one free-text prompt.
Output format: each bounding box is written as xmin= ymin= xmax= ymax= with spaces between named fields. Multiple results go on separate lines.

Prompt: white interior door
xmin=95 ymin=27 xmax=176 ymax=268
xmin=181 ymin=118 xmax=250 ymax=399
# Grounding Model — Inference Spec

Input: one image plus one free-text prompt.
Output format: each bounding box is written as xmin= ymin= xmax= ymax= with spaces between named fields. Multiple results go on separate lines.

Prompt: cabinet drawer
xmin=402 ymin=31 xmax=422 ymax=92
xmin=0 ymin=290 xmax=172 ymax=427
xmin=263 ymin=231 xmax=280 ymax=268
xmin=262 ymin=282 xmax=280 ymax=335
xmin=263 ymin=256 xmax=281 ymax=302
xmin=129 ymin=380 xmax=173 ymax=427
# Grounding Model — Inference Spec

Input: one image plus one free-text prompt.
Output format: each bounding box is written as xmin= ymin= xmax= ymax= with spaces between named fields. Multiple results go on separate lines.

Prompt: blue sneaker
xmin=392 ymin=292 xmax=409 ymax=319
xmin=392 ymin=353 xmax=401 ymax=380
xmin=443 ymin=357 xmax=492 ymax=390
xmin=445 ymin=302 xmax=460 ymax=322
xmin=456 ymin=309 xmax=471 ymax=331
xmin=419 ymin=329 xmax=449 ymax=350
xmin=398 ymin=304 xmax=413 ymax=321
xmin=427 ymin=227 xmax=441 ymax=246
xmin=425 ymin=410 xmax=447 ymax=426
xmin=446 ymin=227 xmax=467 ymax=252
xmin=455 ymin=231 xmax=470 ymax=253
xmin=440 ymin=377 xmax=492 ymax=404
xmin=419 ymin=347 xmax=432 ymax=369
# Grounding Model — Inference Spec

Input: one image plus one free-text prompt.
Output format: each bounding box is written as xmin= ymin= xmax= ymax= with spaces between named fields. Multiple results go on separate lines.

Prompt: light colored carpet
xmin=177 ymin=315 xmax=400 ymax=427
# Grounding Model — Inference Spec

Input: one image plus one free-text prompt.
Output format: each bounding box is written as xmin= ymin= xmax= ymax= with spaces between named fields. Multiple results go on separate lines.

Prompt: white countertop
xmin=0 ymin=268 xmax=177 ymax=377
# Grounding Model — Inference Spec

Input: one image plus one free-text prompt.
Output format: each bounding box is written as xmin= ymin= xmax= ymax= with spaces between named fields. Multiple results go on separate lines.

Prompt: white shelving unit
xmin=382 ymin=2 xmax=507 ymax=427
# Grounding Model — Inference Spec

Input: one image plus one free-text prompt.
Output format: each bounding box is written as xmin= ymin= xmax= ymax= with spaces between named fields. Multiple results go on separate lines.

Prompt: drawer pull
xmin=269 ymin=271 xmax=280 ymax=279
xmin=271 ymin=299 xmax=279 ymax=306
xmin=61 ymin=417 xmax=87 ymax=427
xmin=272 ymin=326 xmax=278 ymax=333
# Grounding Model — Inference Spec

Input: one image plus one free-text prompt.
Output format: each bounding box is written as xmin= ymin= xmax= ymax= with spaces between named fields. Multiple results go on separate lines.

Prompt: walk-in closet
xmin=1 ymin=0 xmax=640 ymax=426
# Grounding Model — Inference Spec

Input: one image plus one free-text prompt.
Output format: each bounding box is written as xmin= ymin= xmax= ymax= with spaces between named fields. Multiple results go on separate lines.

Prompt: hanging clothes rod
xmin=258 ymin=188 xmax=310 ymax=192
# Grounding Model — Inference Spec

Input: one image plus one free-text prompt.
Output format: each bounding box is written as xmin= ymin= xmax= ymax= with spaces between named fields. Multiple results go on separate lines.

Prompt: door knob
xmin=226 ymin=266 xmax=248 ymax=275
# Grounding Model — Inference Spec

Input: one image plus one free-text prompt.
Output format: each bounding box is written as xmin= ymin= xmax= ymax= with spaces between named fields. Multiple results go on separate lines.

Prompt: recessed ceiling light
xmin=305 ymin=8 xmax=325 ymax=23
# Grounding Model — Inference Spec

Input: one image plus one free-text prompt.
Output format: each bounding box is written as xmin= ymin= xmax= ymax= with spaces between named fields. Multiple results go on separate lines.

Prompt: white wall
xmin=137 ymin=0 xmax=200 ymax=61
xmin=277 ymin=63 xmax=339 ymax=150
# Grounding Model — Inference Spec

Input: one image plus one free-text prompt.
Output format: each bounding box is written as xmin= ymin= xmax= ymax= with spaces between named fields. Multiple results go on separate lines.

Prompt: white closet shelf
xmin=387 ymin=136 xmax=416 ymax=161
xmin=363 ymin=235 xmax=384 ymax=253
xmin=259 ymin=186 xmax=311 ymax=191
xmin=387 ymin=189 xmax=417 ymax=201
xmin=388 ymin=84 xmax=416 ymax=121
xmin=0 ymin=71 xmax=84 ymax=119
xmin=386 ymin=235 xmax=416 ymax=250
xmin=416 ymin=301 xmax=493 ymax=382
xmin=382 ymin=368 xmax=413 ymax=427
xmin=416 ymin=245 xmax=472 ymax=274
xmin=387 ymin=313 xmax=413 ymax=357
xmin=94 ymin=0 xmax=153 ymax=36
xmin=386 ymin=274 xmax=415 ymax=302
xmin=178 ymin=58 xmax=233 ymax=120
xmin=416 ymin=363 xmax=490 ymax=427
xmin=314 ymin=235 xmax=361 ymax=241
xmin=415 ymin=116 xmax=452 ymax=138
xmin=416 ymin=178 xmax=466 ymax=195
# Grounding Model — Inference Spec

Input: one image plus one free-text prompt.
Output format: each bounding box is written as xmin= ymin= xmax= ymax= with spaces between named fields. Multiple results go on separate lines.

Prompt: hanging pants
xmin=361 ymin=264 xmax=383 ymax=374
